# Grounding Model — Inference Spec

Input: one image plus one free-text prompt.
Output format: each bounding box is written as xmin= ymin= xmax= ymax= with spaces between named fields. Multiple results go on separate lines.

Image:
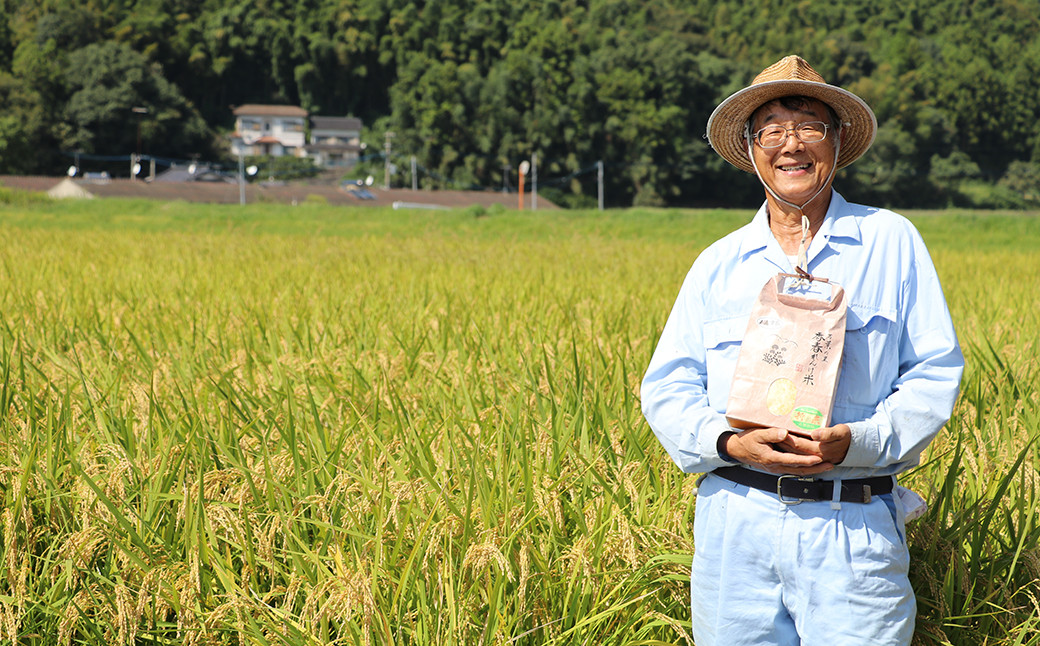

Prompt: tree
xmin=999 ymin=160 xmax=1040 ymax=204
xmin=0 ymin=73 xmax=43 ymax=173
xmin=4 ymin=0 xmax=1040 ymax=205
xmin=929 ymin=150 xmax=981 ymax=184
xmin=61 ymin=41 xmax=214 ymax=159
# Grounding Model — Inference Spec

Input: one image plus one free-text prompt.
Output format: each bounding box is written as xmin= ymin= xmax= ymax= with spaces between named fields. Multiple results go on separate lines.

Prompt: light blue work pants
xmin=691 ymin=472 xmax=914 ymax=646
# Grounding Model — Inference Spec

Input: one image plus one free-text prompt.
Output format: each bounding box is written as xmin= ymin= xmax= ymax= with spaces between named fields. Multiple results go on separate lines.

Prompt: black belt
xmin=713 ymin=466 xmax=893 ymax=504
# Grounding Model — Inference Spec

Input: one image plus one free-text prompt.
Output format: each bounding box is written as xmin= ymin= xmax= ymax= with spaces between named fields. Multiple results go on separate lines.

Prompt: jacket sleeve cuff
xmin=702 ymin=419 xmax=739 ymax=467
xmin=841 ymin=420 xmax=880 ymax=467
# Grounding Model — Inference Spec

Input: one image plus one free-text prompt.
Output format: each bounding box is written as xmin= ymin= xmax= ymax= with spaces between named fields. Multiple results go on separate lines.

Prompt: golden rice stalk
xmin=533 ymin=477 xmax=564 ymax=528
xmin=605 ymin=514 xmax=640 ymax=569
xmin=176 ymin=546 xmax=203 ymax=646
xmin=115 ymin=581 xmax=137 ymax=645
xmin=2 ymin=508 xmax=15 ymax=582
xmin=517 ymin=541 xmax=532 ymax=611
xmin=203 ymin=592 xmax=255 ymax=646
xmin=135 ymin=564 xmax=177 ymax=632
xmin=300 ymin=552 xmax=377 ymax=646
xmin=559 ymin=535 xmax=595 ymax=580
xmin=421 ymin=513 xmax=460 ymax=574
xmin=58 ymin=587 xmax=95 ymax=646
xmin=387 ymin=477 xmax=430 ymax=530
xmin=619 ymin=460 xmax=644 ymax=504
xmin=461 ymin=540 xmax=514 ymax=583
xmin=56 ymin=527 xmax=107 ymax=590
xmin=128 ymin=381 xmax=151 ymax=437
xmin=649 ymin=610 xmax=695 ymax=645
xmin=283 ymin=572 xmax=302 ymax=615
xmin=1 ymin=602 xmax=19 ymax=644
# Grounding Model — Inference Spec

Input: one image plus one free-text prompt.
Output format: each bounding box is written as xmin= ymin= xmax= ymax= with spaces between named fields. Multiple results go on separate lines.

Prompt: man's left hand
xmin=775 ymin=423 xmax=851 ymax=466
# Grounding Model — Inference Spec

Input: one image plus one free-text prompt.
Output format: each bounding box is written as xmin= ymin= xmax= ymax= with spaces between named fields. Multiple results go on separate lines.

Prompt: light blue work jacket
xmin=641 ymin=191 xmax=964 ymax=480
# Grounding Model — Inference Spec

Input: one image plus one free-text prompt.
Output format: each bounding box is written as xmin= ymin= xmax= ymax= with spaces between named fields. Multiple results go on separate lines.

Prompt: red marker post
xmin=518 ymin=160 xmax=530 ymax=210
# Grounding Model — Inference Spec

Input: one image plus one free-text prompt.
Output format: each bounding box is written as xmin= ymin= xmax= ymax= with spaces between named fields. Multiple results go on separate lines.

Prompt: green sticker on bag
xmin=791 ymin=406 xmax=824 ymax=430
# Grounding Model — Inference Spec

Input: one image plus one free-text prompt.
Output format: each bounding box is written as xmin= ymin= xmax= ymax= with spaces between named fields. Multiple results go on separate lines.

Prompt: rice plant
xmin=0 ymin=198 xmax=1035 ymax=645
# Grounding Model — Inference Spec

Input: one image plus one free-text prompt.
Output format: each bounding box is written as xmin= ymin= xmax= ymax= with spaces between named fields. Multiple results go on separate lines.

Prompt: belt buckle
xmin=776 ymin=475 xmax=815 ymax=505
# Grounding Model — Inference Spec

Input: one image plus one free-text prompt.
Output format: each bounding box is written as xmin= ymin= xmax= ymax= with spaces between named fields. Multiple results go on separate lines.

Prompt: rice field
xmin=0 ymin=192 xmax=1037 ymax=645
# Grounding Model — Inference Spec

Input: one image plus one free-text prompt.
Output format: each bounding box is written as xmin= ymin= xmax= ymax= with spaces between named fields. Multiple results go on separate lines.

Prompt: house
xmin=229 ymin=106 xmax=365 ymax=169
xmin=229 ymin=105 xmax=308 ymax=157
xmin=305 ymin=116 xmax=364 ymax=168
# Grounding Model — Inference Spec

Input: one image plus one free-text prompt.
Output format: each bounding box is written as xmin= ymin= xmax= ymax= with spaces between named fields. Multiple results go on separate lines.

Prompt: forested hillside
xmin=2 ymin=0 xmax=1039 ymax=208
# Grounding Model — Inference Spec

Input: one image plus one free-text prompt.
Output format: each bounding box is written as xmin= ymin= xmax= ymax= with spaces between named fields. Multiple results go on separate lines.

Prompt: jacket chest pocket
xmin=834 ymin=305 xmax=900 ymax=420
xmin=703 ymin=317 xmax=747 ymax=411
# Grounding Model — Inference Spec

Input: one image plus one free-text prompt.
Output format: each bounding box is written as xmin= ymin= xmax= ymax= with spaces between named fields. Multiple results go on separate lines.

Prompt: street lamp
xmin=384 ymin=131 xmax=395 ymax=189
xmin=68 ymin=150 xmax=82 ymax=178
xmin=131 ymin=106 xmax=148 ymax=181
xmin=238 ymin=154 xmax=259 ymax=205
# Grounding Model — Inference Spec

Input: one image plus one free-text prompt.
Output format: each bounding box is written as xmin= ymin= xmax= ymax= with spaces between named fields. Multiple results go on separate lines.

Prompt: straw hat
xmin=706 ymin=55 xmax=877 ymax=173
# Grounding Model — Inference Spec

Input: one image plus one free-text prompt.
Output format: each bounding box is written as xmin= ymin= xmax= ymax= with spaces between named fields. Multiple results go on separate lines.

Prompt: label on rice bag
xmin=791 ymin=406 xmax=824 ymax=430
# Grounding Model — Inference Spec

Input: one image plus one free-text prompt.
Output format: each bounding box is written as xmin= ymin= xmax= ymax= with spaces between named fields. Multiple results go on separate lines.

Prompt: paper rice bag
xmin=726 ymin=273 xmax=847 ymax=434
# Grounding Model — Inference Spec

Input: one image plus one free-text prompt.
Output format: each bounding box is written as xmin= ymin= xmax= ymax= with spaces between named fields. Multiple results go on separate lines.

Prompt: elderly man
xmin=641 ymin=56 xmax=963 ymax=645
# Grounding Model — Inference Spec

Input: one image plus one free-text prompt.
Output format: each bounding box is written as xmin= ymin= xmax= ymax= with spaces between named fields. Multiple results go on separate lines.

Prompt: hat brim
xmin=706 ymin=79 xmax=877 ymax=173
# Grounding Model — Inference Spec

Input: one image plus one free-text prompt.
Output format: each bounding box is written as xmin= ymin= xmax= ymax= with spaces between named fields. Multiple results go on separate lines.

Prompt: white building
xmin=229 ymin=104 xmax=308 ymax=157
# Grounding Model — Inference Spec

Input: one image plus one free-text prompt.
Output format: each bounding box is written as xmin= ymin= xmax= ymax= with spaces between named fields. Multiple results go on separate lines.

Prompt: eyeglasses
xmin=753 ymin=121 xmax=830 ymax=149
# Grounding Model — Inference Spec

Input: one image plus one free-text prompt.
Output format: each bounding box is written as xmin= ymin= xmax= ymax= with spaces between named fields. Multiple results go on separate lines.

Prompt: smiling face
xmin=748 ymin=97 xmax=841 ymax=208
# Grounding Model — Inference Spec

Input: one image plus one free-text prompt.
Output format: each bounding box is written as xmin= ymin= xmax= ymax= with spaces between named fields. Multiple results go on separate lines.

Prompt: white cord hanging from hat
xmin=745 ymin=121 xmax=845 ymax=281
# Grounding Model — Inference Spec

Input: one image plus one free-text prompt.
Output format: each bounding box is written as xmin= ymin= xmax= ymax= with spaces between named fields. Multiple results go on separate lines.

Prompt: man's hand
xmin=719 ymin=427 xmax=834 ymax=476
xmin=775 ymin=423 xmax=852 ymax=465
xmin=812 ymin=423 xmax=852 ymax=464
xmin=720 ymin=424 xmax=852 ymax=475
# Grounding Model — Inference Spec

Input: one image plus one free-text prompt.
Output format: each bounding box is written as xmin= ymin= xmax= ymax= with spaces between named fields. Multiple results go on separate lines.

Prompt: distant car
xmin=343 ymin=182 xmax=376 ymax=200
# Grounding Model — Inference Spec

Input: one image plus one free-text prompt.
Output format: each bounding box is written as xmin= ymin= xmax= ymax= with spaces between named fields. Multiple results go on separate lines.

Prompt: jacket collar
xmin=738 ymin=189 xmax=862 ymax=260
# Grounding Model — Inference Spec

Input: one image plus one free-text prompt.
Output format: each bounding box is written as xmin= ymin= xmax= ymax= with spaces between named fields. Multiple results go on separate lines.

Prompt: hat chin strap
xmin=747 ymin=130 xmax=841 ymax=273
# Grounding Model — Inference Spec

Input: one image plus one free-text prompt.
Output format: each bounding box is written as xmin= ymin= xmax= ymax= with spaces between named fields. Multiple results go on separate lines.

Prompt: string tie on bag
xmin=793 ymin=214 xmax=813 ymax=285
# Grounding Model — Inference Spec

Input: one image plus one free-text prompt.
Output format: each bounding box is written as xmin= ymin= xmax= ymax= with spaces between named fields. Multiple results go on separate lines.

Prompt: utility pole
xmin=238 ymin=152 xmax=246 ymax=205
xmin=411 ymin=155 xmax=417 ymax=190
xmin=383 ymin=131 xmax=395 ymax=189
xmin=597 ymin=160 xmax=604 ymax=211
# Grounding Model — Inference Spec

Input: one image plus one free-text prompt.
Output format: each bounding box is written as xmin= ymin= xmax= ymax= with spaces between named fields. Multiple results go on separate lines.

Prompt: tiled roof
xmin=310 ymin=116 xmax=363 ymax=131
xmin=232 ymin=104 xmax=308 ymax=117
